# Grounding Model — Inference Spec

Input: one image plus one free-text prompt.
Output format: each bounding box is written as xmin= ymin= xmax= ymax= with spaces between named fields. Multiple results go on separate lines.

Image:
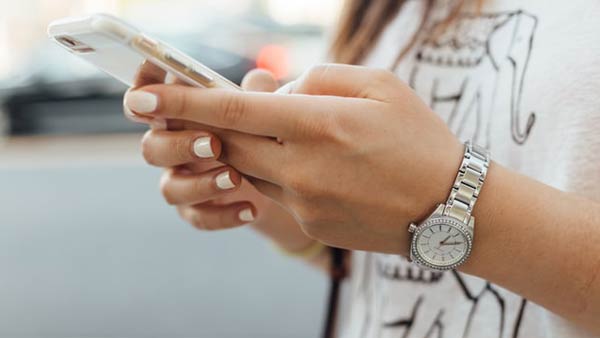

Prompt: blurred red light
xmin=256 ymin=44 xmax=289 ymax=80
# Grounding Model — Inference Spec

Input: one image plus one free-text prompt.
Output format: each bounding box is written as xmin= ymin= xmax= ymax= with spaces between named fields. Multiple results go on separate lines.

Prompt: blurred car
xmin=0 ymin=37 xmax=255 ymax=136
xmin=0 ymin=15 xmax=324 ymax=137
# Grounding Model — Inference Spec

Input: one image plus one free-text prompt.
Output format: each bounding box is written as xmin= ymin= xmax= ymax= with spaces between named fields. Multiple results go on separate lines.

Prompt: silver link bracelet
xmin=443 ymin=141 xmax=490 ymax=223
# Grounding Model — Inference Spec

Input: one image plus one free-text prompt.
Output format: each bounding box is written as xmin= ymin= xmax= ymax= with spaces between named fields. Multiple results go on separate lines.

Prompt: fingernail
xmin=239 ymin=208 xmax=255 ymax=222
xmin=150 ymin=118 xmax=167 ymax=130
xmin=193 ymin=137 xmax=214 ymax=158
xmin=124 ymin=105 xmax=151 ymax=124
xmin=124 ymin=91 xmax=158 ymax=113
xmin=216 ymin=171 xmax=235 ymax=190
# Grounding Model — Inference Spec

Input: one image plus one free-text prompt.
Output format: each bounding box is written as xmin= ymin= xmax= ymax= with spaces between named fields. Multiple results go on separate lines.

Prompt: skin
xmin=124 ymin=64 xmax=600 ymax=333
xmin=127 ymin=64 xmax=329 ymax=269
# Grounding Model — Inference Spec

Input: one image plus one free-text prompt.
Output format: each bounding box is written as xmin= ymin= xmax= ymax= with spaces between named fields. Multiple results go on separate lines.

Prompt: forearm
xmin=461 ymin=163 xmax=600 ymax=333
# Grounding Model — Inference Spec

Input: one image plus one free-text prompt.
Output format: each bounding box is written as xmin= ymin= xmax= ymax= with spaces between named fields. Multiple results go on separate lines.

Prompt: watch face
xmin=412 ymin=217 xmax=472 ymax=270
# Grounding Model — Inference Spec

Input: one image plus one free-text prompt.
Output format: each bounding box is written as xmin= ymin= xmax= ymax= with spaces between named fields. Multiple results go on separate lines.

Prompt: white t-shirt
xmin=338 ymin=1 xmax=600 ymax=337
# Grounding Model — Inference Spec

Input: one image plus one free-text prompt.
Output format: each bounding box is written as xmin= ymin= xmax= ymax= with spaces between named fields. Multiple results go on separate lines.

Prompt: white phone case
xmin=48 ymin=13 xmax=241 ymax=90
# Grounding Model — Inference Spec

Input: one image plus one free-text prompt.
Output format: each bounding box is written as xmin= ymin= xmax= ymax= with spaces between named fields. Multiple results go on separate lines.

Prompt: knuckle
xmin=170 ymin=88 xmax=189 ymax=118
xmin=191 ymin=175 xmax=210 ymax=197
xmin=218 ymin=92 xmax=246 ymax=126
xmin=222 ymin=142 xmax=250 ymax=168
xmin=141 ymin=131 xmax=158 ymax=165
xmin=300 ymin=112 xmax=347 ymax=144
xmin=300 ymin=64 xmax=331 ymax=92
xmin=305 ymin=64 xmax=330 ymax=82
xmin=192 ymin=212 xmax=222 ymax=231
xmin=173 ymin=135 xmax=193 ymax=162
xmin=159 ymin=174 xmax=176 ymax=205
xmin=371 ymin=69 xmax=396 ymax=85
xmin=329 ymin=113 xmax=356 ymax=143
xmin=294 ymin=111 xmax=336 ymax=140
xmin=189 ymin=212 xmax=208 ymax=230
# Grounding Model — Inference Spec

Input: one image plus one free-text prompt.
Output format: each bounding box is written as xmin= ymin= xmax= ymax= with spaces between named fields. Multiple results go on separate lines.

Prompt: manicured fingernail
xmin=193 ymin=137 xmax=214 ymax=158
xmin=239 ymin=208 xmax=254 ymax=222
xmin=150 ymin=118 xmax=167 ymax=130
xmin=124 ymin=105 xmax=150 ymax=124
xmin=124 ymin=91 xmax=158 ymax=113
xmin=216 ymin=171 xmax=235 ymax=190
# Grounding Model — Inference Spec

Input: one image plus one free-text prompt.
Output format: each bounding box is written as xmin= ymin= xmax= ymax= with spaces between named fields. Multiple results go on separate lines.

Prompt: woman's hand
xmin=125 ymin=64 xmax=600 ymax=332
xmin=124 ymin=64 xmax=464 ymax=254
xmin=125 ymin=68 xmax=319 ymax=255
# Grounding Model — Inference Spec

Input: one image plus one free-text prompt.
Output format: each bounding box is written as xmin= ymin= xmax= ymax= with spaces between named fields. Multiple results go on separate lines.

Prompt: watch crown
xmin=408 ymin=223 xmax=417 ymax=233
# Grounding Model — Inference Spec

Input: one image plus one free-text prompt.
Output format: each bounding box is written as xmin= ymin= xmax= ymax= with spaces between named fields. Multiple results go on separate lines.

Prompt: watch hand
xmin=442 ymin=241 xmax=464 ymax=246
xmin=440 ymin=236 xmax=451 ymax=246
xmin=439 ymin=235 xmax=451 ymax=245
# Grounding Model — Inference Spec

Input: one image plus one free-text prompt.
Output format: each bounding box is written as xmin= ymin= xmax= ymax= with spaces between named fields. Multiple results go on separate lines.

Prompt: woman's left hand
xmin=125 ymin=64 xmax=464 ymax=254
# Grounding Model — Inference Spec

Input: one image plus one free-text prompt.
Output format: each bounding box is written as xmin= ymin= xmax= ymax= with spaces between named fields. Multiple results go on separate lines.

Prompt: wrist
xmin=458 ymin=162 xmax=513 ymax=276
xmin=406 ymin=141 xmax=490 ymax=271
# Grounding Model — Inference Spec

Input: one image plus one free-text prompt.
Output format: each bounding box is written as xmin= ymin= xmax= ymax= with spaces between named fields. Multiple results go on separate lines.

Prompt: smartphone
xmin=47 ymin=13 xmax=241 ymax=90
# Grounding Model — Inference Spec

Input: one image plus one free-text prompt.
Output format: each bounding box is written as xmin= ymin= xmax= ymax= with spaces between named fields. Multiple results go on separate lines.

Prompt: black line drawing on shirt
xmin=409 ymin=10 xmax=538 ymax=146
xmin=383 ymin=296 xmax=424 ymax=338
xmin=376 ymin=255 xmax=528 ymax=338
xmin=424 ymin=309 xmax=445 ymax=338
xmin=355 ymin=9 xmax=539 ymax=338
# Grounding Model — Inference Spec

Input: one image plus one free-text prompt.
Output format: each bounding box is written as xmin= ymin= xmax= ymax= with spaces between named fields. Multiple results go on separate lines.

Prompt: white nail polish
xmin=124 ymin=91 xmax=158 ymax=113
xmin=239 ymin=208 xmax=255 ymax=222
xmin=216 ymin=171 xmax=235 ymax=190
xmin=124 ymin=105 xmax=151 ymax=123
xmin=193 ymin=137 xmax=214 ymax=158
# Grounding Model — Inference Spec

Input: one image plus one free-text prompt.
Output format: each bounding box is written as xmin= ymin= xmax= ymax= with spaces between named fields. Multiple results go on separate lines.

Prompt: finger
xmin=124 ymin=84 xmax=355 ymax=138
xmin=293 ymin=64 xmax=400 ymax=101
xmin=177 ymin=202 xmax=256 ymax=231
xmin=275 ymin=80 xmax=295 ymax=94
xmin=245 ymin=176 xmax=285 ymax=202
xmin=125 ymin=61 xmax=169 ymax=129
xmin=133 ymin=60 xmax=167 ymax=87
xmin=218 ymin=130 xmax=287 ymax=184
xmin=160 ymin=166 xmax=242 ymax=206
xmin=178 ymin=160 xmax=225 ymax=174
xmin=241 ymin=69 xmax=278 ymax=92
xmin=141 ymin=129 xmax=221 ymax=167
xmin=123 ymin=89 xmax=168 ymax=130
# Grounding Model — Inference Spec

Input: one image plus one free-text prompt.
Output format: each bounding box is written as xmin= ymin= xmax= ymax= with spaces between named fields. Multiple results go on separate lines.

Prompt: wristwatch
xmin=408 ymin=141 xmax=490 ymax=271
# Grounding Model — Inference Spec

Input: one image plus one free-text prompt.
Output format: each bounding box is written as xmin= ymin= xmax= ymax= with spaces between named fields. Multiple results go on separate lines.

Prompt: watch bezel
xmin=410 ymin=216 xmax=473 ymax=271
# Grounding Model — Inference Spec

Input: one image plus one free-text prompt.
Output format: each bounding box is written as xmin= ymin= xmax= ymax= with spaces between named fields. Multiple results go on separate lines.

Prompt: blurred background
xmin=0 ymin=0 xmax=342 ymax=336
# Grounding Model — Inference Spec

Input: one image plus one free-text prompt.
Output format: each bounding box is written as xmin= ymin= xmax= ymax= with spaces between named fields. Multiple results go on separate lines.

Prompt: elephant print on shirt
xmin=409 ymin=10 xmax=538 ymax=147
xmin=358 ymin=10 xmax=539 ymax=338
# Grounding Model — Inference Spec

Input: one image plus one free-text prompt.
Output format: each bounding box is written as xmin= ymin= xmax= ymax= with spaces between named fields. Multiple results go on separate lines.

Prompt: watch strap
xmin=444 ymin=141 xmax=490 ymax=223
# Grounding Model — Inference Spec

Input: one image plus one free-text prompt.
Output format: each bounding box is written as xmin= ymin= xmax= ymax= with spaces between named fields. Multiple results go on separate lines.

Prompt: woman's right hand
xmin=125 ymin=67 xmax=321 ymax=257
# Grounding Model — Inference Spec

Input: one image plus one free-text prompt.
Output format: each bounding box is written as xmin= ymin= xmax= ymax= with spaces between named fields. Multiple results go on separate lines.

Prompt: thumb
xmin=241 ymin=69 xmax=278 ymax=92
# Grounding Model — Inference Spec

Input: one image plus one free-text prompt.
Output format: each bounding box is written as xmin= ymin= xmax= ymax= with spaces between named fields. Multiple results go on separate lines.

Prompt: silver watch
xmin=408 ymin=141 xmax=490 ymax=271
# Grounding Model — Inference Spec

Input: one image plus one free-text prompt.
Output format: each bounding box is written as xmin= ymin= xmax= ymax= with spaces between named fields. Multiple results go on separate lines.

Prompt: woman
xmin=123 ymin=0 xmax=600 ymax=337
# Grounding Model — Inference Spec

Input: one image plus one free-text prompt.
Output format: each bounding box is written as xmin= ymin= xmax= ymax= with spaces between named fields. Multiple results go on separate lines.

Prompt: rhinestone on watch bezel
xmin=410 ymin=216 xmax=473 ymax=271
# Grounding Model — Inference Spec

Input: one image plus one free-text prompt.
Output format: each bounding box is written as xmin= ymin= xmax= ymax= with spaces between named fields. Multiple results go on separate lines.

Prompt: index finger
xmin=124 ymin=84 xmax=355 ymax=138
